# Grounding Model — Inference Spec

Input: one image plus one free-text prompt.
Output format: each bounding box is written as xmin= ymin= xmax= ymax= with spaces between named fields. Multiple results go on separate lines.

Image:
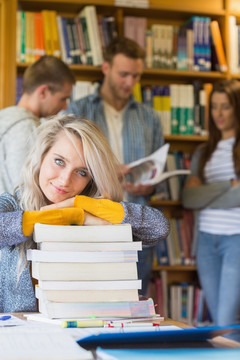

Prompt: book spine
xmin=186 ymin=84 xmax=194 ymax=135
xmin=161 ymin=85 xmax=171 ymax=135
xmin=178 ymin=84 xmax=188 ymax=135
xmin=156 ymin=239 xmax=169 ymax=266
xmin=66 ymin=18 xmax=76 ymax=63
xmin=81 ymin=6 xmax=103 ymax=66
xmin=133 ymin=82 xmax=142 ymax=103
xmin=79 ymin=16 xmax=93 ymax=65
xmin=152 ymin=24 xmax=161 ymax=68
xmin=75 ymin=17 xmax=87 ymax=64
xmin=203 ymin=17 xmax=211 ymax=71
xmin=57 ymin=15 xmax=67 ymax=63
xmin=34 ymin=12 xmax=45 ymax=60
xmin=24 ymin=12 xmax=31 ymax=63
xmin=61 ymin=17 xmax=73 ymax=64
xmin=210 ymin=20 xmax=228 ymax=72
xmin=145 ymin=29 xmax=153 ymax=69
xmin=193 ymin=80 xmax=201 ymax=135
xmin=124 ymin=16 xmax=136 ymax=42
xmin=42 ymin=10 xmax=53 ymax=56
xmin=50 ymin=11 xmax=61 ymax=58
xmin=170 ymin=84 xmax=179 ymax=135
xmin=135 ymin=17 xmax=147 ymax=49
xmin=16 ymin=11 xmax=22 ymax=62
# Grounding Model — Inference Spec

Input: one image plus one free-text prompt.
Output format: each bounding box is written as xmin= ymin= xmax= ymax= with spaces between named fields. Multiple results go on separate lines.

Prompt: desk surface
xmin=11 ymin=313 xmax=240 ymax=349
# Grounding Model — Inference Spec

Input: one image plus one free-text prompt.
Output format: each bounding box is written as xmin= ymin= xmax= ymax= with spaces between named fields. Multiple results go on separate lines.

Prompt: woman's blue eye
xmin=77 ymin=170 xmax=87 ymax=177
xmin=55 ymin=158 xmax=64 ymax=166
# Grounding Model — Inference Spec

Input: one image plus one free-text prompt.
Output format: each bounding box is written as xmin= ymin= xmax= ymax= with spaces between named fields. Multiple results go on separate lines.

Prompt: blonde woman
xmin=0 ymin=115 xmax=169 ymax=313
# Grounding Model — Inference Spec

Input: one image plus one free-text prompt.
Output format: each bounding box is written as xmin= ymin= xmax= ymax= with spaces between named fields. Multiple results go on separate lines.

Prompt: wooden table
xmin=12 ymin=313 xmax=240 ymax=349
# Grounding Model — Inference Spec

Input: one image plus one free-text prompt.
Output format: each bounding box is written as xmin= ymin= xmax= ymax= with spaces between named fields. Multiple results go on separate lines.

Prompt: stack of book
xmin=27 ymin=223 xmax=156 ymax=319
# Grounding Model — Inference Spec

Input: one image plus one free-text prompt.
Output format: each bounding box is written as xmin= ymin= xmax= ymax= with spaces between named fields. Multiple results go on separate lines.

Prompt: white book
xmin=32 ymin=261 xmax=138 ymax=281
xmin=57 ymin=15 xmax=67 ymax=63
xmin=38 ymin=241 xmax=142 ymax=252
xmin=128 ymin=143 xmax=190 ymax=186
xmin=33 ymin=223 xmax=133 ymax=243
xmin=37 ymin=296 xmax=156 ymax=319
xmin=27 ymin=249 xmax=138 ymax=263
xmin=38 ymin=279 xmax=142 ymax=290
xmin=78 ymin=6 xmax=103 ymax=65
xmin=166 ymin=154 xmax=180 ymax=201
xmin=0 ymin=325 xmax=93 ymax=360
xmin=36 ymin=286 xmax=139 ymax=303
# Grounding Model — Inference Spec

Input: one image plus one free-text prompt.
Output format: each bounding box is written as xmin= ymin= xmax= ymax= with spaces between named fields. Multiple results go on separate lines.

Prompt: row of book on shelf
xmin=150 ymin=277 xmax=212 ymax=326
xmin=16 ymin=6 xmax=230 ymax=73
xmin=16 ymin=6 xmax=116 ymax=66
xmin=133 ymin=81 xmax=212 ymax=136
xmin=154 ymin=210 xmax=195 ymax=266
xmin=72 ymin=80 xmax=211 ymax=137
xmin=16 ymin=71 xmax=211 ymax=137
xmin=129 ymin=15 xmax=227 ymax=72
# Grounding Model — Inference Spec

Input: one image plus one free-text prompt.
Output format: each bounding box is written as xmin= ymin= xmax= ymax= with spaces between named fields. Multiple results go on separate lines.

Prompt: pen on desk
xmin=0 ymin=315 xmax=11 ymax=321
xmin=104 ymin=322 xmax=159 ymax=328
xmin=61 ymin=320 xmax=160 ymax=328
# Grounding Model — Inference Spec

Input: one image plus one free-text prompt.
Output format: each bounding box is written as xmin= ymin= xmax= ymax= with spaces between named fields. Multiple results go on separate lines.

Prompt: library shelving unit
xmin=1 ymin=0 xmax=236 ymax=109
xmin=1 ymin=0 xmax=240 ymax=315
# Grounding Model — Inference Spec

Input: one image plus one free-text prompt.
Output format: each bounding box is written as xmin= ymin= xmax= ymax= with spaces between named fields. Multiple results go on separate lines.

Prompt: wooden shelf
xmin=150 ymin=200 xmax=182 ymax=206
xmin=17 ymin=0 xmax=226 ymax=16
xmin=164 ymin=135 xmax=208 ymax=153
xmin=164 ymin=135 xmax=208 ymax=142
xmin=153 ymin=265 xmax=196 ymax=271
xmin=17 ymin=62 xmax=225 ymax=80
xmin=142 ymin=69 xmax=226 ymax=81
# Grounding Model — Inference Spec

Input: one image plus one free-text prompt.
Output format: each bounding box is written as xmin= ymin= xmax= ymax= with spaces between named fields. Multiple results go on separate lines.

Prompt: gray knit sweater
xmin=0 ymin=192 xmax=169 ymax=313
xmin=0 ymin=106 xmax=40 ymax=194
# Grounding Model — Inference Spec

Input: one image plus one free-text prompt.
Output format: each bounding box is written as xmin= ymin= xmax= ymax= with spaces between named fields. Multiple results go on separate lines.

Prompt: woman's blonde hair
xmin=19 ymin=114 xmax=123 ymax=210
xmin=17 ymin=115 xmax=123 ymax=274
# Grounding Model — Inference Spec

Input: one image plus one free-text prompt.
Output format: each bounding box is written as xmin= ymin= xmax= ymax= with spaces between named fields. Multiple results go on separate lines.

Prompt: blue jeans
xmin=137 ymin=245 xmax=154 ymax=296
xmin=197 ymin=231 xmax=240 ymax=341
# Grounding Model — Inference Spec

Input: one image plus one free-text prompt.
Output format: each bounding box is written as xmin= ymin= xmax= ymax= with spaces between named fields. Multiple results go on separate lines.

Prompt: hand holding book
xmin=127 ymin=143 xmax=190 ymax=186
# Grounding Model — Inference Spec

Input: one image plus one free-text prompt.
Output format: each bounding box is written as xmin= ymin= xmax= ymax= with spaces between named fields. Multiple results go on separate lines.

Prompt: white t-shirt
xmin=199 ymin=137 xmax=240 ymax=235
xmin=103 ymin=101 xmax=125 ymax=163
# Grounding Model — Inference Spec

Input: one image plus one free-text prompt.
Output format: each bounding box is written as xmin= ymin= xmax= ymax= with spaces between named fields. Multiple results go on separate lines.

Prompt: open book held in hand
xmin=128 ymin=143 xmax=190 ymax=186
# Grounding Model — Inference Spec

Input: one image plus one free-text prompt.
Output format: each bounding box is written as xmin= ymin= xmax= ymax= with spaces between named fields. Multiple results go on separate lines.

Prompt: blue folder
xmin=96 ymin=348 xmax=240 ymax=360
xmin=77 ymin=324 xmax=240 ymax=348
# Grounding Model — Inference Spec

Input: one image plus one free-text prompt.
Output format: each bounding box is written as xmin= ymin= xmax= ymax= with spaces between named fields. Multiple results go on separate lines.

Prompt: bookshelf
xmin=1 ymin=0 xmax=240 ymax=322
xmin=1 ymin=0 xmax=236 ymax=109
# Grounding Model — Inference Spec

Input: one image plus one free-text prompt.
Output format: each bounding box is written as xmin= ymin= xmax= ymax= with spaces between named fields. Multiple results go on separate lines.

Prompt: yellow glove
xmin=22 ymin=208 xmax=84 ymax=236
xmin=73 ymin=196 xmax=125 ymax=224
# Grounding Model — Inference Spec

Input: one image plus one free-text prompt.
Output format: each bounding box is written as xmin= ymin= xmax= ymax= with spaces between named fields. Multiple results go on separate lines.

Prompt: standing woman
xmin=182 ymin=79 xmax=240 ymax=340
xmin=0 ymin=115 xmax=169 ymax=313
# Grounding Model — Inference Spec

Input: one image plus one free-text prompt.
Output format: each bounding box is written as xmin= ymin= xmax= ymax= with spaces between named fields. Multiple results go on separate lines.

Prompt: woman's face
xmin=39 ymin=132 xmax=91 ymax=204
xmin=211 ymin=92 xmax=236 ymax=139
